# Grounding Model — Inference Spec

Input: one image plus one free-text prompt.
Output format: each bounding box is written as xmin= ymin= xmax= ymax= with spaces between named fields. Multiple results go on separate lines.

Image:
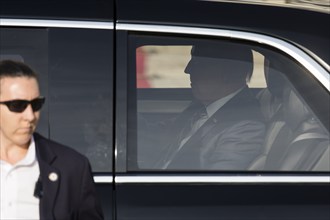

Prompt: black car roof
xmin=0 ymin=0 xmax=115 ymax=21
xmin=1 ymin=0 xmax=329 ymax=63
xmin=116 ymin=0 xmax=329 ymax=63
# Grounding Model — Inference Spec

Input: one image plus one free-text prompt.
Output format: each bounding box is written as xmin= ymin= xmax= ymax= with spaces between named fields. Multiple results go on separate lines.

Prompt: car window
xmin=0 ymin=27 xmax=114 ymax=172
xmin=127 ymin=34 xmax=330 ymax=172
xmin=0 ymin=28 xmax=49 ymax=136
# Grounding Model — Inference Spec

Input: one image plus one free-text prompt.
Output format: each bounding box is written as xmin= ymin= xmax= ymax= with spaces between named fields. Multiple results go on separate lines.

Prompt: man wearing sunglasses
xmin=0 ymin=60 xmax=103 ymax=220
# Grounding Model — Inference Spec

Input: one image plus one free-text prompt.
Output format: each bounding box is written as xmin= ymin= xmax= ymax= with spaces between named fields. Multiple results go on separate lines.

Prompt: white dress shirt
xmin=0 ymin=137 xmax=40 ymax=220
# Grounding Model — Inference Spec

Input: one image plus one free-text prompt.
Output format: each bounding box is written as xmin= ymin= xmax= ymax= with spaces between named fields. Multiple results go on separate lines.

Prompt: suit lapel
xmin=166 ymin=113 xmax=219 ymax=169
xmin=167 ymin=88 xmax=253 ymax=169
xmin=34 ymin=133 xmax=60 ymax=220
xmin=157 ymin=103 xmax=207 ymax=168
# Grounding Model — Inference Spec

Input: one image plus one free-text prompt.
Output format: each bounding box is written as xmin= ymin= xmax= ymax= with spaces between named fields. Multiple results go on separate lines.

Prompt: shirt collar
xmin=16 ymin=136 xmax=37 ymax=166
xmin=206 ymin=87 xmax=243 ymax=118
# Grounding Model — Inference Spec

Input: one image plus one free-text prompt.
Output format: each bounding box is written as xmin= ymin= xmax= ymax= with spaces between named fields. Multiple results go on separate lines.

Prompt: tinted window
xmin=127 ymin=34 xmax=329 ymax=172
xmin=48 ymin=28 xmax=113 ymax=172
xmin=0 ymin=27 xmax=114 ymax=172
xmin=0 ymin=28 xmax=49 ymax=135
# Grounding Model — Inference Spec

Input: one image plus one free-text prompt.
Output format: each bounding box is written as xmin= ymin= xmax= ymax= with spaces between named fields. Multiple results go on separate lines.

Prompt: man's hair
xmin=0 ymin=60 xmax=38 ymax=80
xmin=191 ymin=42 xmax=253 ymax=63
xmin=191 ymin=42 xmax=254 ymax=81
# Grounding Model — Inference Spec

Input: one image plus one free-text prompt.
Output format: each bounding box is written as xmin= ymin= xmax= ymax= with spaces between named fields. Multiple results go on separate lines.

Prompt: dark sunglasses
xmin=0 ymin=97 xmax=45 ymax=113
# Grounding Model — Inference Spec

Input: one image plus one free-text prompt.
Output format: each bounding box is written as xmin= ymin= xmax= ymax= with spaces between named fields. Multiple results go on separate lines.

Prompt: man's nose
xmin=22 ymin=104 xmax=36 ymax=121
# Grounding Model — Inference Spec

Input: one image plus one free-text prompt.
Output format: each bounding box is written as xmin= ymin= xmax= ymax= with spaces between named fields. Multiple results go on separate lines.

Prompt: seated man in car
xmin=138 ymin=42 xmax=266 ymax=170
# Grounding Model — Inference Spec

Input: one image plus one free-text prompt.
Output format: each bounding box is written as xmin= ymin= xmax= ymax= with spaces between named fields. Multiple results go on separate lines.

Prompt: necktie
xmin=161 ymin=105 xmax=208 ymax=169
xmin=179 ymin=105 xmax=208 ymax=147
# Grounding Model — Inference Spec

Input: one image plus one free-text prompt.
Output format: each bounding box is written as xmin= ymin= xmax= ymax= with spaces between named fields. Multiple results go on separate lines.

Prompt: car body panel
xmin=0 ymin=1 xmax=329 ymax=220
xmin=0 ymin=0 xmax=114 ymax=21
xmin=116 ymin=0 xmax=330 ymax=63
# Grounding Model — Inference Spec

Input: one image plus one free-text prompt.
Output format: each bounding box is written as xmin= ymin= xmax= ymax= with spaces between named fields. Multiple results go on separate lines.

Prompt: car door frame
xmin=114 ymin=22 xmax=330 ymax=220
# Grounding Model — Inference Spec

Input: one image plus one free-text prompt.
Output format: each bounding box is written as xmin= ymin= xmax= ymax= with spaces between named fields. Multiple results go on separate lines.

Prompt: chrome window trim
xmin=0 ymin=18 xmax=113 ymax=30
xmin=94 ymin=176 xmax=113 ymax=183
xmin=94 ymin=175 xmax=330 ymax=184
xmin=2 ymin=20 xmax=328 ymax=184
xmin=117 ymin=23 xmax=330 ymax=91
xmin=115 ymin=175 xmax=330 ymax=184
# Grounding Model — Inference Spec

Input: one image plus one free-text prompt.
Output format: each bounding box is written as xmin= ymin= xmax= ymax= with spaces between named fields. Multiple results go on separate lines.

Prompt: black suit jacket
xmin=34 ymin=133 xmax=104 ymax=220
xmin=160 ymin=87 xmax=266 ymax=170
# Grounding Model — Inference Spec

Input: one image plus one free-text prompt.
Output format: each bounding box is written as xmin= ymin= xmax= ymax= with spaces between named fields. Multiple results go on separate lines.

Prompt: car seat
xmin=249 ymin=59 xmax=329 ymax=171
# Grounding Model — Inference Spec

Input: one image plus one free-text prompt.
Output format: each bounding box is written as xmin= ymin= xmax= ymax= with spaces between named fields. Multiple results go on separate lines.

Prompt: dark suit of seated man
xmin=138 ymin=42 xmax=265 ymax=170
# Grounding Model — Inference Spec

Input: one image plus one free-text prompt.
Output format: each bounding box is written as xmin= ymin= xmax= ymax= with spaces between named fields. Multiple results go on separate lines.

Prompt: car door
xmin=0 ymin=19 xmax=115 ymax=220
xmin=114 ymin=24 xmax=330 ymax=220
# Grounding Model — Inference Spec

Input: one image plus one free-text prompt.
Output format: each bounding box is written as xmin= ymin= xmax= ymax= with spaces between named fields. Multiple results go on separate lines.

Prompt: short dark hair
xmin=191 ymin=42 xmax=253 ymax=64
xmin=189 ymin=42 xmax=254 ymax=82
xmin=0 ymin=60 xmax=38 ymax=80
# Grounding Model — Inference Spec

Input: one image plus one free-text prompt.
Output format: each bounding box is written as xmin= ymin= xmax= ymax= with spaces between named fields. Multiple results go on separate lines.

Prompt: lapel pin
xmin=48 ymin=172 xmax=58 ymax=182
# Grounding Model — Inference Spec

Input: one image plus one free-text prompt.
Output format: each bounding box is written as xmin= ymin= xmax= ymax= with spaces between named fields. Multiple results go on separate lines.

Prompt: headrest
xmin=0 ymin=54 xmax=24 ymax=62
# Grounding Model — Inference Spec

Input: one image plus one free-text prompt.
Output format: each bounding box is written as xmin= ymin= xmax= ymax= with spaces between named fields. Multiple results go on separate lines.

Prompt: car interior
xmin=249 ymin=57 xmax=329 ymax=171
xmin=1 ymin=32 xmax=329 ymax=172
xmin=133 ymin=44 xmax=330 ymax=172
